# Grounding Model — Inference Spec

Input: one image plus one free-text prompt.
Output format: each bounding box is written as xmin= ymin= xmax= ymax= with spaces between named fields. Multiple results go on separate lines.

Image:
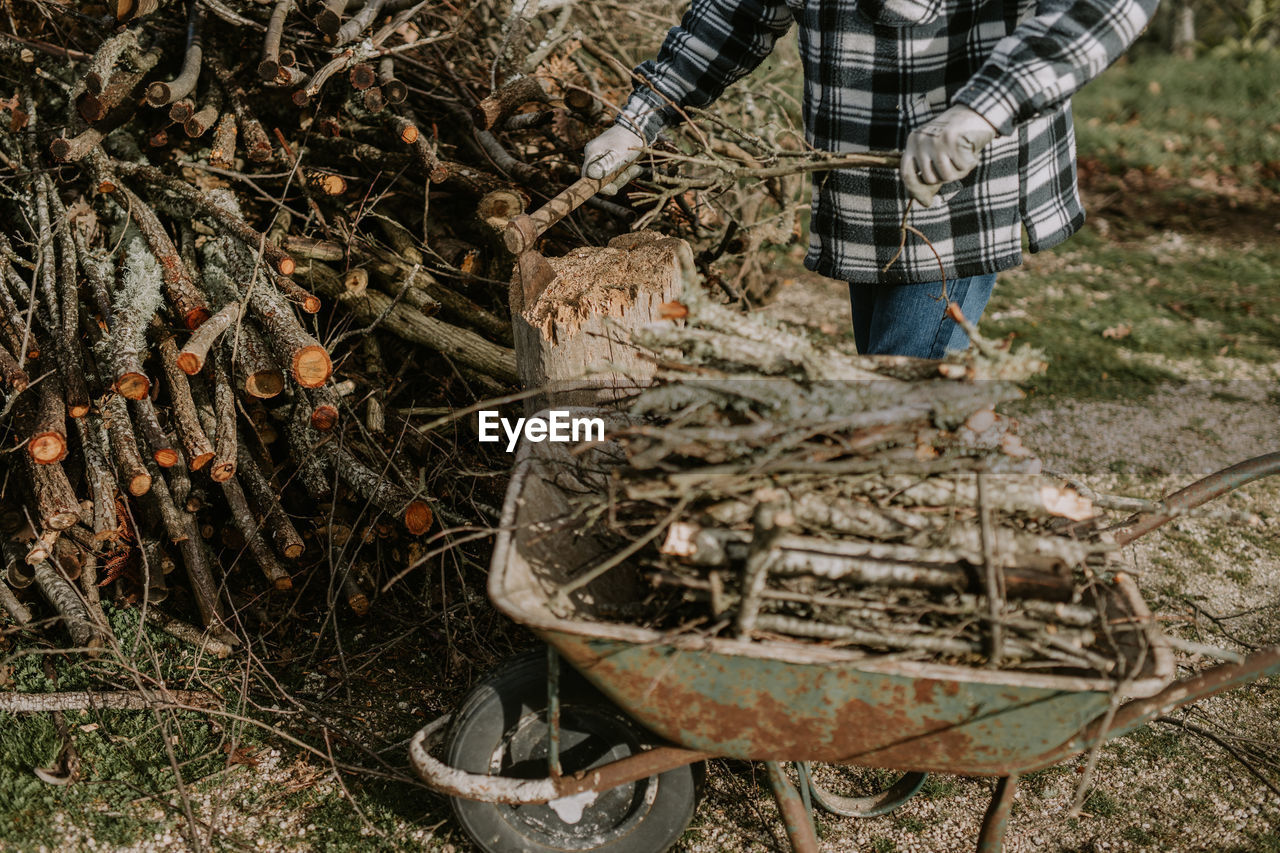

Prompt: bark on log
xmin=24 ymin=456 xmax=80 ymax=531
xmin=300 ymin=260 xmax=516 ymax=383
xmin=144 ymin=608 xmax=234 ymax=657
xmin=0 ymin=582 xmax=32 ymax=625
xmin=221 ymin=475 xmax=292 ymax=590
xmin=153 ymin=320 xmax=216 ymax=470
xmin=333 ymin=445 xmax=432 ymax=535
xmin=104 ymin=393 xmax=152 ymax=496
xmin=235 ymin=443 xmax=305 ymax=559
xmin=131 ymin=395 xmax=180 ymax=467
xmin=0 ymin=689 xmax=218 ymax=713
xmin=73 ymin=414 xmax=120 ymax=541
xmin=28 ymin=381 xmax=69 ymax=464
xmin=103 ymin=177 xmax=211 ymax=330
xmin=208 ymin=352 xmax=237 ymax=482
xmin=178 ymin=303 xmax=239 ymax=374
xmin=33 ymin=560 xmax=100 ymax=652
xmin=208 ymin=55 xmax=271 ymax=162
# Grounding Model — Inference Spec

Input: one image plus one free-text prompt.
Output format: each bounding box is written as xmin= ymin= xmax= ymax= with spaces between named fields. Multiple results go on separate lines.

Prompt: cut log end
xmin=169 ymin=100 xmax=195 ymax=123
xmin=127 ymin=472 xmax=153 ymax=497
xmin=176 ymin=352 xmax=203 ymax=375
xmin=145 ymin=81 xmax=171 ymax=107
xmin=183 ymin=307 xmax=212 ymax=330
xmin=343 ymin=268 xmax=368 ymax=296
xmin=349 ymin=63 xmax=376 ymax=90
xmin=209 ymin=462 xmax=236 ymax=483
xmin=384 ymin=80 xmax=408 ymax=105
xmin=116 ymin=372 xmax=151 ymax=400
xmin=245 ymin=371 xmax=285 ymax=399
xmin=47 ymin=510 xmax=80 ymax=531
xmin=301 ymin=295 xmax=322 ymax=314
xmin=49 ymin=138 xmax=73 ymax=162
xmin=315 ymin=9 xmax=341 ymax=34
xmin=347 ymin=593 xmax=370 ymax=616
xmin=273 ymin=576 xmax=294 ymax=592
xmin=188 ymin=450 xmax=216 ymax=471
xmin=29 ymin=433 xmax=68 ymax=464
xmin=276 ymin=256 xmax=296 ymax=276
xmin=310 ymin=404 xmax=339 ymax=431
xmin=153 ymin=448 xmax=180 ymax=468
xmin=258 ymin=59 xmax=281 ymax=81
xmin=281 ymin=542 xmax=305 ymax=560
xmin=564 ymin=88 xmax=595 ymax=112
xmin=68 ymin=403 xmax=91 ymax=419
xmin=292 ymin=346 xmax=332 ymax=388
xmin=308 ymin=173 xmax=347 ymax=196
xmin=398 ymin=122 xmax=419 ymax=144
xmin=403 ymin=502 xmax=433 ymax=536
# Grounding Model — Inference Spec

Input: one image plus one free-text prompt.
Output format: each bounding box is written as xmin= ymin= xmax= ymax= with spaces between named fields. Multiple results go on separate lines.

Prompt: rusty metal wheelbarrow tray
xmin=481 ymin=429 xmax=1187 ymax=777
xmin=413 ymin=430 xmax=1280 ymax=851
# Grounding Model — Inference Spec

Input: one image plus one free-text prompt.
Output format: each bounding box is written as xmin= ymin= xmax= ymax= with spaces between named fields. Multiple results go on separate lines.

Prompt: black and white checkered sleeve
xmin=617 ymin=0 xmax=794 ymax=141
xmin=953 ymin=0 xmax=1159 ymax=135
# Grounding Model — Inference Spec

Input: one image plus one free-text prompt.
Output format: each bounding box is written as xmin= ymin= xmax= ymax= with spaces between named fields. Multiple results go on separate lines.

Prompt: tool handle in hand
xmin=504 ymin=174 xmax=613 ymax=254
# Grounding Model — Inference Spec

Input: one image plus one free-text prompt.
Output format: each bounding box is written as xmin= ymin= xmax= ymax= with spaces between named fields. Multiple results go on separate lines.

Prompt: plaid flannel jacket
xmin=619 ymin=0 xmax=1158 ymax=284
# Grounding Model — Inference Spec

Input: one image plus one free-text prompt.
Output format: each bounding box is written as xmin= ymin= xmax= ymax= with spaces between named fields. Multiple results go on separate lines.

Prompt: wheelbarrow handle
xmin=1025 ymin=643 xmax=1280 ymax=773
xmin=1115 ymin=451 xmax=1280 ymax=545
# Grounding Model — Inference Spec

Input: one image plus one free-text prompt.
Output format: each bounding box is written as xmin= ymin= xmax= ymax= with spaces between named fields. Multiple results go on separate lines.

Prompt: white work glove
xmin=900 ymin=104 xmax=998 ymax=208
xmin=582 ymin=123 xmax=645 ymax=196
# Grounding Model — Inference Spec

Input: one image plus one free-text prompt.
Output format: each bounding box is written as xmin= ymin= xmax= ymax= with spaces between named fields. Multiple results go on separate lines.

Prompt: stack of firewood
xmin=1 ymin=0 xmax=703 ymax=653
xmin=558 ymin=286 xmax=1138 ymax=676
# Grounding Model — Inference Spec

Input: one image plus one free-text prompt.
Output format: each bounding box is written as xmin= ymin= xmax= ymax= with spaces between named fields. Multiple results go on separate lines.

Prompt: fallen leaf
xmin=222 ymin=744 xmax=261 ymax=767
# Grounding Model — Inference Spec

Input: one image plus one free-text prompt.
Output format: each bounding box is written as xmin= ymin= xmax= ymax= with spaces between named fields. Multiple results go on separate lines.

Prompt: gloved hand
xmin=900 ymin=104 xmax=997 ymax=208
xmin=582 ymin=124 xmax=646 ymax=196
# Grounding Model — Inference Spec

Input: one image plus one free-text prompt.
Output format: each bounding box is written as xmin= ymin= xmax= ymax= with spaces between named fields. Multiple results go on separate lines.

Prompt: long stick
xmin=0 ymin=689 xmax=218 ymax=713
xmin=153 ymin=319 xmax=216 ymax=470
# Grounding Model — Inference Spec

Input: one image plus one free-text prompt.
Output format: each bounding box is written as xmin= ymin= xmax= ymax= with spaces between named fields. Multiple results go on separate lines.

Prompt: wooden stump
xmin=510 ymin=231 xmax=693 ymax=412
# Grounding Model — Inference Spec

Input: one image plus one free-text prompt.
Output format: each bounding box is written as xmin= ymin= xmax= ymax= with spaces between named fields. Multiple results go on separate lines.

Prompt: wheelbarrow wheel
xmin=446 ymin=650 xmax=704 ymax=853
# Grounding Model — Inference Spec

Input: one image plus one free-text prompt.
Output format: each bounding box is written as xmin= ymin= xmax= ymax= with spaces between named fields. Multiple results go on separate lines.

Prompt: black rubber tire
xmin=446 ymin=650 xmax=702 ymax=853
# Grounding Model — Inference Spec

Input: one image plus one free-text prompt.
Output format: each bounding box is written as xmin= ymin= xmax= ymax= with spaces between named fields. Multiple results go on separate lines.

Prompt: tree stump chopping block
xmin=510 ymin=231 xmax=694 ymax=412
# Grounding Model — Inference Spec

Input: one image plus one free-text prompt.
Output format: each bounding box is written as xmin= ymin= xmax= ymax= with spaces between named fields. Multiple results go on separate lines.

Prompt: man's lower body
xmin=848 ymin=273 xmax=997 ymax=360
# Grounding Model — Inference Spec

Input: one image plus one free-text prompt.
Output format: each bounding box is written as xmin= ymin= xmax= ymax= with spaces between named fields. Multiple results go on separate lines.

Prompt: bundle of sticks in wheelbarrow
xmin=552 ymin=281 xmax=1141 ymax=678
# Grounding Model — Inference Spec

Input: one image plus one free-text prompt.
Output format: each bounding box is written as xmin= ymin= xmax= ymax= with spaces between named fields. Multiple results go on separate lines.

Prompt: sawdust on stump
xmin=523 ymin=231 xmax=688 ymax=345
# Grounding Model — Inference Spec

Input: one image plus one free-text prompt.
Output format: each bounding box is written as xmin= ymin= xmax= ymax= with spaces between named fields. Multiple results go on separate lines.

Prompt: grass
xmin=1084 ymin=789 xmax=1121 ymax=818
xmin=1072 ymin=51 xmax=1280 ymax=189
xmin=981 ymin=51 xmax=1280 ymax=400
xmin=0 ymin=599 xmax=468 ymax=852
xmin=984 ymin=224 xmax=1280 ymax=400
xmin=0 ymin=606 xmax=232 ymax=850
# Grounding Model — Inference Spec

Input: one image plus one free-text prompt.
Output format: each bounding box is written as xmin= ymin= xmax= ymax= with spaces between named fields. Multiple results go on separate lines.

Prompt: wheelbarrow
xmin=411 ymin=429 xmax=1280 ymax=852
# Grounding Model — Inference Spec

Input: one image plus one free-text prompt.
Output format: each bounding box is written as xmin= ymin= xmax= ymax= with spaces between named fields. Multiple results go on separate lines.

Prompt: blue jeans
xmin=848 ymin=273 xmax=997 ymax=359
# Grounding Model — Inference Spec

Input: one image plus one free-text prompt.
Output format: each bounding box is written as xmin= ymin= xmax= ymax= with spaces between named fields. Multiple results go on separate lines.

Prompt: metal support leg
xmin=765 ymin=761 xmax=819 ymax=853
xmin=546 ymin=645 xmax=561 ymax=778
xmin=977 ymin=774 xmax=1019 ymax=853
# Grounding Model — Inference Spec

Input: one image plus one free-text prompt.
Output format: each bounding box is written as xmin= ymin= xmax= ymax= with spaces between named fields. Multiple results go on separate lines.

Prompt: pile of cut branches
xmin=553 ymin=285 xmax=1155 ymax=678
xmin=1 ymin=0 xmax=795 ymax=656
